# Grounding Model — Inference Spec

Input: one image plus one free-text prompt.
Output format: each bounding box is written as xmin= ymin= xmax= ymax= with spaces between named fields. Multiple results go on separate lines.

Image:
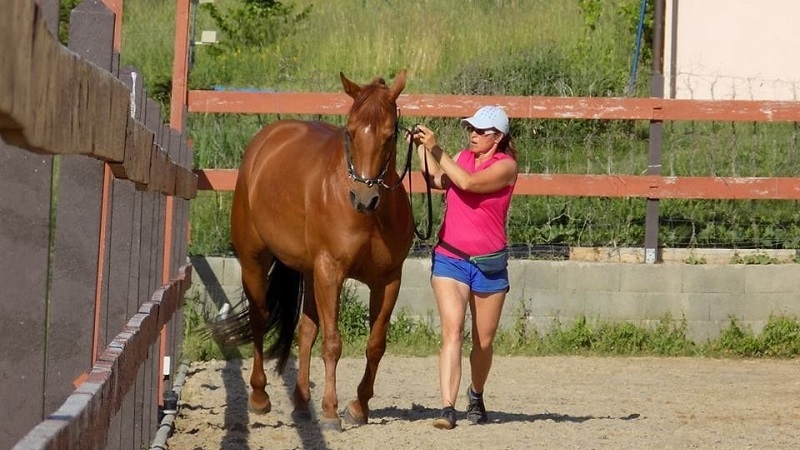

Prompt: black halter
xmin=343 ymin=129 xmax=394 ymax=189
xmin=341 ymin=119 xmax=433 ymax=240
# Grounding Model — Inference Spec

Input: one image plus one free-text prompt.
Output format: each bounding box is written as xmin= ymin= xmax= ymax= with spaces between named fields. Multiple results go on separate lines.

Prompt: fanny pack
xmin=438 ymin=240 xmax=509 ymax=275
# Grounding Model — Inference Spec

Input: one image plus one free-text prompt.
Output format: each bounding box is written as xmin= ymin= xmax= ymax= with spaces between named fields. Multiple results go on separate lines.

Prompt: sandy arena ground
xmin=166 ymin=355 xmax=800 ymax=449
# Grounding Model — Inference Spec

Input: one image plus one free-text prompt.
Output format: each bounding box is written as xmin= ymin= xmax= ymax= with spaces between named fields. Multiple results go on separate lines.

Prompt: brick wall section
xmin=12 ymin=265 xmax=193 ymax=450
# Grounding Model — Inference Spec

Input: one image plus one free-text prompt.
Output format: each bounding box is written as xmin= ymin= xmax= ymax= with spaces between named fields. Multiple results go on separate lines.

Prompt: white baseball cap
xmin=461 ymin=106 xmax=509 ymax=135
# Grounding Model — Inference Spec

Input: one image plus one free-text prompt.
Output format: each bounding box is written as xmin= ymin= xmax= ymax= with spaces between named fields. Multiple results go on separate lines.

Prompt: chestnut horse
xmin=230 ymin=71 xmax=413 ymax=430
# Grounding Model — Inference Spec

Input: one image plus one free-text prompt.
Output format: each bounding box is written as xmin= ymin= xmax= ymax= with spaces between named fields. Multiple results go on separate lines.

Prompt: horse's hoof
xmin=342 ymin=403 xmax=367 ymax=426
xmin=248 ymin=403 xmax=271 ymax=415
xmin=248 ymin=395 xmax=271 ymax=414
xmin=291 ymin=409 xmax=313 ymax=423
xmin=318 ymin=417 xmax=343 ymax=432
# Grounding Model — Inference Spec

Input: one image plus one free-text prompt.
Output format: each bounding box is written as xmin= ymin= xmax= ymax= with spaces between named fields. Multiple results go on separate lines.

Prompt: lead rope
xmin=406 ymin=128 xmax=433 ymax=240
xmin=348 ymin=115 xmax=433 ymax=240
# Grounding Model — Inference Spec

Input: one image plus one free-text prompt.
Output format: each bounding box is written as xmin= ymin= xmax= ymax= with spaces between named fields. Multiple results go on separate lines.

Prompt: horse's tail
xmin=263 ymin=259 xmax=303 ymax=373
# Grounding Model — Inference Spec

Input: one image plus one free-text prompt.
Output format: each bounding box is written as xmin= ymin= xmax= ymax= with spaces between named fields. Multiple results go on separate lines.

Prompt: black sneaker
xmin=433 ymin=406 xmax=457 ymax=430
xmin=466 ymin=386 xmax=488 ymax=424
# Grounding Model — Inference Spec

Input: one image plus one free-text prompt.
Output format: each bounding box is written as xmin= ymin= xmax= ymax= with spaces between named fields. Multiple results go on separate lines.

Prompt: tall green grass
xmin=119 ymin=0 xmax=800 ymax=255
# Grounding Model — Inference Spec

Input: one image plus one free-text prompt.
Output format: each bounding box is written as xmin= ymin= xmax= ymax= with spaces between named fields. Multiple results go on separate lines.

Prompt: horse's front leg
xmin=344 ymin=273 xmax=401 ymax=425
xmin=314 ymin=263 xmax=345 ymax=430
xmin=292 ymin=277 xmax=318 ymax=421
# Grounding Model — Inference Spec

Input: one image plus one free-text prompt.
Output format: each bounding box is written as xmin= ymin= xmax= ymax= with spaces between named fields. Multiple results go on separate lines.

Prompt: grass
xmin=181 ymin=282 xmax=800 ymax=362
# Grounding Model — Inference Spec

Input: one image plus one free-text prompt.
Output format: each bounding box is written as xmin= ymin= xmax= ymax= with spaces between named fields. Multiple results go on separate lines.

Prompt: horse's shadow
xmin=370 ymin=404 xmax=641 ymax=425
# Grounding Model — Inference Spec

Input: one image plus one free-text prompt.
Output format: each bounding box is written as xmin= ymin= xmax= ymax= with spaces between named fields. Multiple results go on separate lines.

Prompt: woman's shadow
xmin=371 ymin=404 xmax=641 ymax=425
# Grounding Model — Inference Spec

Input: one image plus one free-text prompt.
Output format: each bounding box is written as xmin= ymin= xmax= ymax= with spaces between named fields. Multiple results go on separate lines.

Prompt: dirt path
xmin=167 ymin=356 xmax=800 ymax=449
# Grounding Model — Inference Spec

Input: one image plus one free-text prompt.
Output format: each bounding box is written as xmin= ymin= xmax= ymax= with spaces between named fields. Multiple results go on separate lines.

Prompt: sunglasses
xmin=465 ymin=125 xmax=496 ymax=136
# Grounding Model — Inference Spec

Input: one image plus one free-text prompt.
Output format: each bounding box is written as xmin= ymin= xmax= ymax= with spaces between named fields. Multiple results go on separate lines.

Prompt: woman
xmin=410 ymin=105 xmax=518 ymax=429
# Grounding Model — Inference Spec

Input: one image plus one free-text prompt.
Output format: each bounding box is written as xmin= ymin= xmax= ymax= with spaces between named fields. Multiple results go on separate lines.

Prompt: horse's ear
xmin=388 ymin=69 xmax=407 ymax=101
xmin=340 ymin=72 xmax=361 ymax=99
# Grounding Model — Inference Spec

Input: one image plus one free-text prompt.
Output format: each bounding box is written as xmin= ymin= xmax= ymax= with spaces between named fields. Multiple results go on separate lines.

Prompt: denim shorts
xmin=431 ymin=252 xmax=509 ymax=294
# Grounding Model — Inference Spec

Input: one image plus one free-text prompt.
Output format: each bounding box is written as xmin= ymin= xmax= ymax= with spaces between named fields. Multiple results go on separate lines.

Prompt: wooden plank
xmin=105 ymin=78 xmax=132 ymax=163
xmin=147 ymin=146 xmax=168 ymax=193
xmin=401 ymin=95 xmax=660 ymax=120
xmin=89 ymin=73 xmax=113 ymax=159
xmin=124 ymin=119 xmax=154 ymax=186
xmin=0 ymin=0 xmax=34 ymax=136
xmin=46 ymin=154 xmax=104 ymax=415
xmin=664 ymin=99 xmax=800 ymax=122
xmin=0 ymin=146 xmax=52 ymax=450
xmin=188 ymin=90 xmax=800 ymax=122
xmin=75 ymin=59 xmax=95 ymax=155
xmin=511 ymin=174 xmax=800 ymax=200
xmin=24 ymin=12 xmax=61 ymax=153
xmin=188 ymin=91 xmax=352 ymax=115
xmin=104 ymin=181 xmax=135 ymax=352
xmin=194 ymin=168 xmax=800 ymax=200
xmin=82 ymin=72 xmax=130 ymax=164
xmin=170 ymin=0 xmax=191 ymax=130
xmin=195 ymin=168 xmax=237 ymax=190
xmin=126 ymin=189 xmax=144 ymax=450
xmin=175 ymin=166 xmax=197 ymax=199
xmin=132 ymin=365 xmax=145 ymax=450
xmin=115 ymin=68 xmax=145 ymax=180
xmin=118 ymin=378 xmax=136 ymax=450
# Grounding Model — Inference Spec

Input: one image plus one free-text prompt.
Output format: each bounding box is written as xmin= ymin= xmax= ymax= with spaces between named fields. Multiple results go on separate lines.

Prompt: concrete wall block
xmin=734 ymin=293 xmax=800 ymax=318
xmin=397 ymin=286 xmax=436 ymax=313
xmin=743 ymin=265 xmax=800 ymax=293
xmin=512 ymin=261 xmax=560 ymax=290
xmin=558 ymin=262 xmax=621 ymax=292
xmin=690 ymin=292 xmax=738 ymax=321
xmin=583 ymin=291 xmax=647 ymax=321
xmin=620 ymin=264 xmax=683 ymax=292
xmin=203 ymin=256 xmax=226 ymax=280
xmin=528 ymin=290 xmax=585 ymax=319
xmin=222 ymin=286 xmax=245 ymax=304
xmin=765 ymin=294 xmax=800 ymax=316
xmin=639 ymin=292 xmax=688 ymax=319
xmin=403 ymin=257 xmax=432 ymax=276
xmin=686 ymin=320 xmax=722 ymax=343
xmin=222 ymin=257 xmax=242 ymax=286
xmin=682 ymin=265 xmax=745 ymax=293
xmin=499 ymin=297 xmax=540 ymax=330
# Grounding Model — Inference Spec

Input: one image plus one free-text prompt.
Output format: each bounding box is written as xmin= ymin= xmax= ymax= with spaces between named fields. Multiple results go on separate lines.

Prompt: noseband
xmin=343 ymin=128 xmax=396 ymax=189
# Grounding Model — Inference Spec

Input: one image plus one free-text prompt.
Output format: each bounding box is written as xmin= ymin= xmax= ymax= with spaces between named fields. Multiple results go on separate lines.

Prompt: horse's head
xmin=340 ymin=70 xmax=406 ymax=213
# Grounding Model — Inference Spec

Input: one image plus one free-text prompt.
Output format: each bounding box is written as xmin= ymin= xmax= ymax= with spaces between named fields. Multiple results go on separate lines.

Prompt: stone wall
xmin=189 ymin=256 xmax=800 ymax=342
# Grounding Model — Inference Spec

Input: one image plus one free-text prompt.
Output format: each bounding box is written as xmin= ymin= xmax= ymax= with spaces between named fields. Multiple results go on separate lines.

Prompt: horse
xmin=229 ymin=70 xmax=414 ymax=430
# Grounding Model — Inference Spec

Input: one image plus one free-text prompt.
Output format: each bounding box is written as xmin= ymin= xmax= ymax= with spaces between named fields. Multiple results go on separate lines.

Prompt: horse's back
xmin=239 ymin=119 xmax=339 ymax=187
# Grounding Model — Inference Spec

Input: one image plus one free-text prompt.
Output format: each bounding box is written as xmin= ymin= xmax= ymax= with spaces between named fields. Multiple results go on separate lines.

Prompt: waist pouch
xmin=438 ymin=240 xmax=509 ymax=275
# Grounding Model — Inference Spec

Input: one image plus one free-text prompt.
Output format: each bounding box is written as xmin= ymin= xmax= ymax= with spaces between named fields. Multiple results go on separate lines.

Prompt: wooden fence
xmin=0 ymin=1 xmax=196 ymax=449
xmin=174 ymin=0 xmax=800 ymax=262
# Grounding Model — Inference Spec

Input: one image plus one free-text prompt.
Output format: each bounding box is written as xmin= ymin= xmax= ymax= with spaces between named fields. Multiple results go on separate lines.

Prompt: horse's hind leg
xmin=240 ymin=252 xmax=274 ymax=414
xmin=292 ymin=276 xmax=318 ymax=422
xmin=344 ymin=274 xmax=402 ymax=425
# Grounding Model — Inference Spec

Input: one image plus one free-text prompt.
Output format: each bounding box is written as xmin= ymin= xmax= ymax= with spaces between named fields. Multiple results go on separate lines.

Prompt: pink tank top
xmin=435 ymin=150 xmax=515 ymax=258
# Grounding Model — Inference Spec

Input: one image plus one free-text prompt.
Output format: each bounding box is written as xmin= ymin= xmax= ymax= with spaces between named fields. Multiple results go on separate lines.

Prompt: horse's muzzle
xmin=349 ymin=187 xmax=380 ymax=213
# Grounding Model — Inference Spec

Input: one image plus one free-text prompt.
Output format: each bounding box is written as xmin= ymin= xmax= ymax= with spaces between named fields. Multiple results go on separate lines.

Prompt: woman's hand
xmin=411 ymin=124 xmax=437 ymax=151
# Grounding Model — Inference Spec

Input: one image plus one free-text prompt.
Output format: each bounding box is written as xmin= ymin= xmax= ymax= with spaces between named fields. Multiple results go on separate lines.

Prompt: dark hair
xmin=497 ymin=130 xmax=518 ymax=161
